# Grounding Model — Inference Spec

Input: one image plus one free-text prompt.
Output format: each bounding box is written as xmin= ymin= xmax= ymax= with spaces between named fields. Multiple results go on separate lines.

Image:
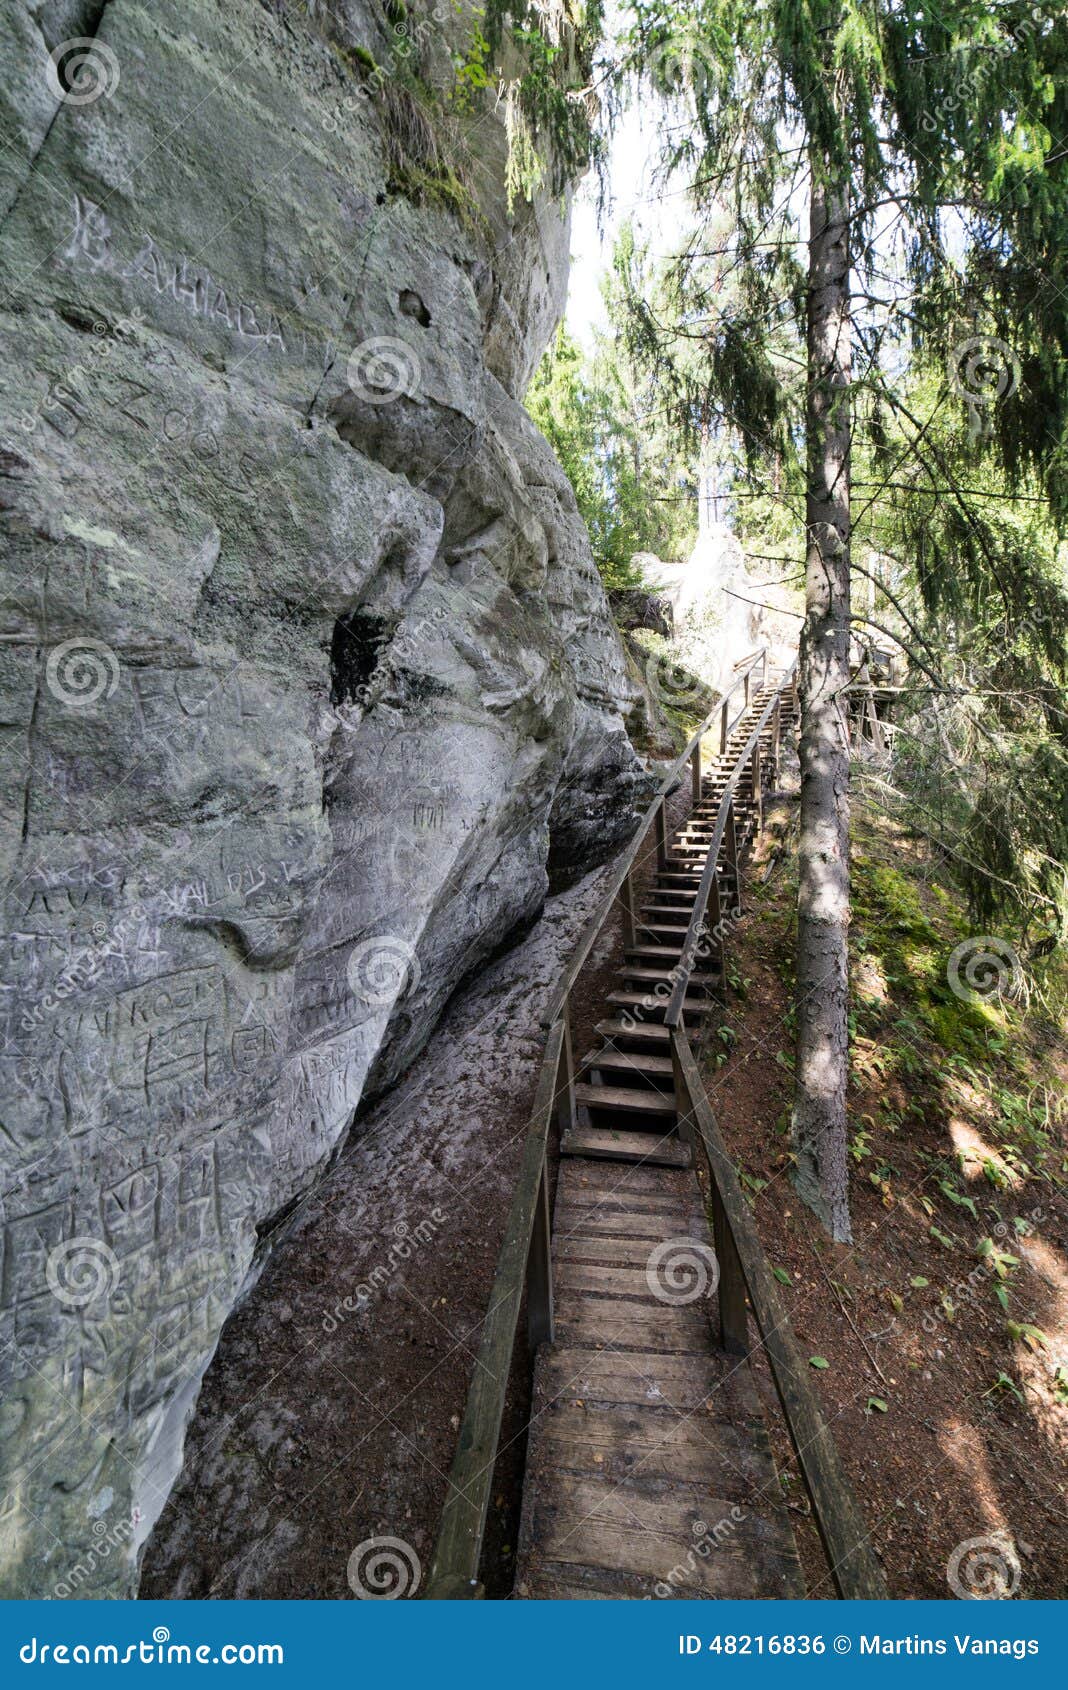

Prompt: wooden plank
xmin=579 ymin=1048 xmax=676 ymax=1079
xmin=555 ymin=1234 xmax=698 ymax=1268
xmin=554 ymin=1207 xmax=696 ymax=1241
xmin=560 ymin=1127 xmax=690 ymax=1167
xmin=557 ymin=1161 xmax=689 ymax=1201
xmin=552 ymin=1294 xmax=712 ymax=1354
xmin=594 ymin=1019 xmax=672 ymax=1046
xmin=574 ymin=1081 xmax=676 ymax=1116
xmin=522 ymin=1473 xmax=803 ymax=1599
xmin=555 ymin=1259 xmax=705 ymax=1302
xmin=534 ymin=1402 xmax=776 ymax=1493
xmin=671 ymin=1028 xmax=888 ymax=1599
xmin=537 ymin=1345 xmax=731 ymax=1410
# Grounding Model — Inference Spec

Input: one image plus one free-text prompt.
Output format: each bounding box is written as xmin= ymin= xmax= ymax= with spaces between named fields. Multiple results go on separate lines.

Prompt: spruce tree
xmin=618 ymin=0 xmax=1068 ymax=1239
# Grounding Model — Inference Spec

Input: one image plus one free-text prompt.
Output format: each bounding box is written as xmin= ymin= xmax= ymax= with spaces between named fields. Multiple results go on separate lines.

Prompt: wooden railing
xmin=670 ymin=1029 xmax=889 ymax=1599
xmin=665 ymin=662 xmax=798 ymax=1028
xmin=423 ymin=1020 xmax=566 ymax=1598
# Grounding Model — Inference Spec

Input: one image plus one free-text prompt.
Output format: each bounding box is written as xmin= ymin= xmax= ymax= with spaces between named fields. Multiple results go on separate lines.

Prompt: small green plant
xmin=983 ymin=1371 xmax=1025 ymax=1404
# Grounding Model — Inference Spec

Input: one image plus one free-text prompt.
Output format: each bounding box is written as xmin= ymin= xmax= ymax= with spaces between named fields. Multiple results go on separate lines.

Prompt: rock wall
xmin=0 ymin=0 xmax=643 ymax=1596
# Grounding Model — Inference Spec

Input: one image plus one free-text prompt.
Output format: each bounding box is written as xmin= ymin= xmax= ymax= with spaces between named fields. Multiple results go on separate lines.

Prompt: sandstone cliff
xmin=0 ymin=0 xmax=643 ymax=1596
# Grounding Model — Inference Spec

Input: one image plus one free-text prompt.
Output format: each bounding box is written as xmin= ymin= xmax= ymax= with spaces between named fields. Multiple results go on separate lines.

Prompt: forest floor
xmin=705 ymin=776 xmax=1068 ymax=1599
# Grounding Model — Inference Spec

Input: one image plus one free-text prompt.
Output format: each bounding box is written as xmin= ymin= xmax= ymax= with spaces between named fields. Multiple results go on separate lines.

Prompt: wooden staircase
xmin=560 ymin=678 xmax=788 ymax=1170
xmin=514 ymin=676 xmax=807 ymax=1599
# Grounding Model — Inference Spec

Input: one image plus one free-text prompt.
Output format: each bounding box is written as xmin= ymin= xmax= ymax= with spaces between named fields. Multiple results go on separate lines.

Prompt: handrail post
xmin=709 ymin=875 xmax=724 ymax=998
xmin=772 ymin=698 xmax=781 ymax=784
xmin=557 ymin=1001 xmax=577 ymax=1135
xmin=656 ymin=797 xmax=668 ymax=869
xmin=670 ymin=1032 xmax=694 ymax=1153
xmin=620 ymin=868 xmax=637 ymax=949
xmin=725 ymin=801 xmax=741 ymax=916
xmin=743 ymin=670 xmax=751 ymax=710
xmin=719 ymin=699 xmax=729 ymax=754
xmin=711 ymin=1176 xmax=749 ymax=1356
xmin=750 ymin=737 xmax=762 ymax=833
xmin=691 ymin=739 xmax=701 ymax=806
xmin=526 ymin=1160 xmax=554 ymax=1348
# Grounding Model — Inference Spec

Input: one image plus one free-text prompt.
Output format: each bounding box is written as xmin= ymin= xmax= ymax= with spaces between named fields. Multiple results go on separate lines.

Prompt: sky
xmin=565 ymin=93 xmax=671 ymax=348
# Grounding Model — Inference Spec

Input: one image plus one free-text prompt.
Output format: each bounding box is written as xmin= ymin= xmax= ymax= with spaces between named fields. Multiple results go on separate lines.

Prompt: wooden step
xmin=574 ymin=1082 xmax=676 ymax=1117
xmin=580 ymin=1047 xmax=675 ymax=1081
xmin=594 ymin=1019 xmax=672 ymax=1047
xmin=614 ymin=967 xmax=720 ymax=991
xmin=604 ymin=991 xmax=712 ymax=1018
xmin=623 ymin=943 xmax=697 ymax=964
xmin=560 ymin=1126 xmax=690 ymax=1167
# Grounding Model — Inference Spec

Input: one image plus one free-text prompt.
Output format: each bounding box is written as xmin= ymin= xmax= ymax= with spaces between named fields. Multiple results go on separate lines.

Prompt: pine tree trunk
xmin=792 ymin=165 xmax=853 ymax=1243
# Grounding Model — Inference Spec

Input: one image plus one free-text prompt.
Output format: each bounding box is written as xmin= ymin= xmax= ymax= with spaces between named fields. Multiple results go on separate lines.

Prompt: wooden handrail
xmin=665 ymin=661 xmax=798 ymax=1027
xmin=540 ymin=645 xmax=769 ymax=1028
xmin=423 ymin=1020 xmax=564 ymax=1599
xmin=671 ymin=1029 xmax=888 ymax=1600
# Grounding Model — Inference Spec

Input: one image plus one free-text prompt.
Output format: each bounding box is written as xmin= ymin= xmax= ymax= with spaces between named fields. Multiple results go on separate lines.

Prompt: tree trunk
xmin=792 ymin=162 xmax=853 ymax=1243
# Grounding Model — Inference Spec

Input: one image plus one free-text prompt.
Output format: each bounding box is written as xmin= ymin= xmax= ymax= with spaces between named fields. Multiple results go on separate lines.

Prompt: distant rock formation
xmin=641 ymin=525 xmax=800 ymax=690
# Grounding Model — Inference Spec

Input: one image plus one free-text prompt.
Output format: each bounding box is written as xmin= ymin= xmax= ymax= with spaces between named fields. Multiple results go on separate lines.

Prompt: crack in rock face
xmin=0 ymin=0 xmax=650 ymax=1595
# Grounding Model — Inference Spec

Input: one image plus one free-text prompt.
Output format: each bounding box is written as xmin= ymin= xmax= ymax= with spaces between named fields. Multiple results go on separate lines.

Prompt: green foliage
xmin=608 ymin=1 xmax=1068 ymax=941
xmin=525 ymin=229 xmax=701 ymax=585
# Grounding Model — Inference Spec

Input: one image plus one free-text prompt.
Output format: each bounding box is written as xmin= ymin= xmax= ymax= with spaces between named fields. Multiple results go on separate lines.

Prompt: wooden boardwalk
xmin=514 ymin=681 xmax=805 ymax=1600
